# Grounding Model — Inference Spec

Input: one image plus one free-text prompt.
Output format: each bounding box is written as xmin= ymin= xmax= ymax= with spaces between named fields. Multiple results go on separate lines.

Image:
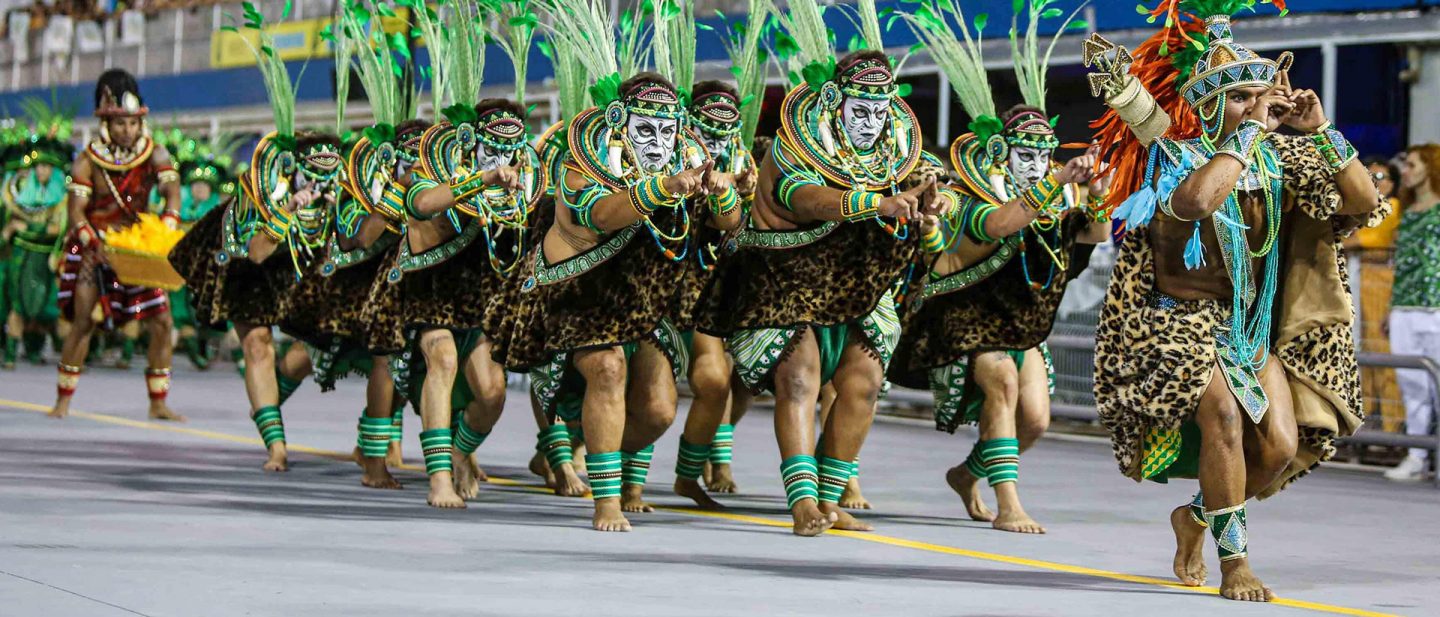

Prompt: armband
xmin=1020 ymin=174 xmax=1063 ymax=214
xmin=156 ymin=168 xmax=181 ymax=185
xmin=1309 ymin=122 xmax=1358 ymax=175
xmin=1213 ymin=120 xmax=1265 ymax=167
xmin=262 ymin=209 xmax=294 ymax=242
xmin=840 ymin=190 xmax=881 ymax=222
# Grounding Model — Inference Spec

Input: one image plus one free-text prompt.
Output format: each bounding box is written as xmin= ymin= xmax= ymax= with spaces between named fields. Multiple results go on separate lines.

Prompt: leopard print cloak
xmin=361 ymin=221 xmax=494 ymax=355
xmin=890 ymin=215 xmax=1092 ymax=391
xmin=1093 ymin=133 xmax=1388 ymax=498
xmin=168 ymin=203 xmax=298 ymax=328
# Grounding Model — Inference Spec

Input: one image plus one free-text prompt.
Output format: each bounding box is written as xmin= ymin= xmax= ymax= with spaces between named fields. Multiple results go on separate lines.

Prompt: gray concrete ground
xmin=1 ymin=361 xmax=1437 ymax=617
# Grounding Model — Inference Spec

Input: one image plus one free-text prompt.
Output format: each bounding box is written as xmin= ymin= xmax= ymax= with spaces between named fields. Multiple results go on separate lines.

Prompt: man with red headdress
xmin=49 ymin=69 xmax=184 ymax=421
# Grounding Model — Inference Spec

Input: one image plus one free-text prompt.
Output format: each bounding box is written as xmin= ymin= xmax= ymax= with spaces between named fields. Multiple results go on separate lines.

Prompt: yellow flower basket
xmin=102 ymin=214 xmax=187 ymax=291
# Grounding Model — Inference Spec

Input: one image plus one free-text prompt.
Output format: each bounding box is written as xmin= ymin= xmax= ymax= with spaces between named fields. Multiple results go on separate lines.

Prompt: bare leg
xmin=452 ymin=338 xmax=506 ymax=498
xmin=620 ymin=340 xmax=678 ymax=513
xmin=674 ymin=333 xmax=730 ymax=509
xmin=772 ymin=329 xmax=836 ymax=536
xmin=974 ymin=351 xmax=1043 ymax=533
xmin=49 ymin=278 xmax=99 ymax=419
xmin=359 ymin=356 xmax=401 ymax=489
xmin=575 ymin=347 xmax=631 ymax=531
xmin=141 ymin=313 xmax=184 ymax=421
xmin=817 ymin=338 xmax=881 ymax=532
xmin=418 ymin=329 xmax=464 ymax=509
xmin=705 ymin=376 xmax=751 ymax=493
xmin=236 ymin=323 xmax=286 ymax=471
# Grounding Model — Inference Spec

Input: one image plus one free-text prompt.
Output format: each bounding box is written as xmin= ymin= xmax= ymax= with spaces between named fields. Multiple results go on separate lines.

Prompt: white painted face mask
xmin=840 ymin=97 xmax=890 ymax=150
xmin=1008 ymin=145 xmax=1053 ymax=190
xmin=475 ymin=143 xmax=516 ymax=172
xmin=626 ymin=115 xmax=680 ymax=173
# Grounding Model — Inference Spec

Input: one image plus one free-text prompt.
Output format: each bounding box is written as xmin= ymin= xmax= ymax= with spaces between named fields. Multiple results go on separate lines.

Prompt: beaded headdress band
xmin=95 ymin=88 xmax=148 ymax=119
xmin=1003 ymin=110 xmax=1059 ymax=149
xmin=624 ymin=81 xmax=685 ymax=120
xmin=689 ymin=91 xmax=742 ymax=137
xmin=1179 ymin=16 xmax=1284 ymax=109
xmin=836 ymin=56 xmax=897 ymax=100
xmin=477 ymin=109 xmax=529 ymax=152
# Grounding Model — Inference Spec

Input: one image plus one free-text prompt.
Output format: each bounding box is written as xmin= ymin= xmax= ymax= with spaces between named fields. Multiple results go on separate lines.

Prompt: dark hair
xmin=837 ymin=49 xmax=891 ymax=71
xmin=95 ymin=68 xmax=142 ymax=109
xmin=396 ymin=118 xmax=433 ymax=141
xmin=474 ymin=98 xmax=528 ymax=120
xmin=295 ymin=130 xmax=342 ymax=152
xmin=1000 ymin=104 xmax=1045 ymax=125
xmin=620 ymin=71 xmax=678 ymax=96
xmin=691 ymin=80 xmax=739 ymax=103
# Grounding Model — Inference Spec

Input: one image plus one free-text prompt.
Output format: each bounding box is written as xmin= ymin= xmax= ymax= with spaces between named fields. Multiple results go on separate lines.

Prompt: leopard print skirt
xmin=281 ymin=247 xmax=387 ymax=348
xmin=696 ymin=220 xmax=916 ymax=337
xmin=493 ymin=230 xmax=692 ymax=372
xmin=168 ymin=205 xmax=296 ymax=328
xmin=363 ymin=232 xmax=493 ymax=355
xmin=1093 ymin=227 xmax=1363 ymax=496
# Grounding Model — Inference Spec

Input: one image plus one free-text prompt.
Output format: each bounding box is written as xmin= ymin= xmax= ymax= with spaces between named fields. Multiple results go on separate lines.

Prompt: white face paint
xmin=626 ymin=115 xmax=680 ymax=173
xmin=1007 ymin=145 xmax=1053 ymax=190
xmin=840 ymin=97 xmax=890 ymax=150
xmin=700 ymin=132 xmax=730 ymax=159
xmin=475 ymin=143 xmax=515 ymax=172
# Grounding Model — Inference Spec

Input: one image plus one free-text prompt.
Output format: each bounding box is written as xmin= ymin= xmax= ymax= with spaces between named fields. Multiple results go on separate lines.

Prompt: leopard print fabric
xmin=361 ymin=230 xmax=493 ymax=355
xmin=891 ymin=216 xmax=1088 ymax=388
xmin=281 ymin=245 xmax=387 ymax=348
xmin=491 ymin=206 xmax=695 ymax=372
xmin=1093 ymin=133 xmax=1388 ymax=493
xmin=168 ymin=203 xmax=298 ymax=328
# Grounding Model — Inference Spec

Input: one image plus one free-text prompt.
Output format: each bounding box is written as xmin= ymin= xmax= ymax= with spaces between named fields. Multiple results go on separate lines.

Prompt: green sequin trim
xmin=734 ymin=221 xmax=838 ymax=250
xmin=387 ymin=220 xmax=482 ymax=283
xmin=921 ymin=236 xmax=1020 ymax=299
xmin=323 ymin=233 xmax=397 ymax=274
xmin=530 ymin=227 xmax=638 ymax=287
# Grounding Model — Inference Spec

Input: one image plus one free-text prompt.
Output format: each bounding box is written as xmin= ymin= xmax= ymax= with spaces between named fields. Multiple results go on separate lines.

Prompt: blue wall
xmin=0 ymin=0 xmax=1431 ymax=114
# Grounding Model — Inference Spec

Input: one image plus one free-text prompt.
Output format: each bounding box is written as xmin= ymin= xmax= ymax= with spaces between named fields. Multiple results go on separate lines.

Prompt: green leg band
xmin=981 ymin=437 xmax=1021 ymax=487
xmin=621 ymin=444 xmax=654 ymax=487
xmin=276 ymin=372 xmax=303 ymax=406
xmin=4 ymin=336 xmax=18 ymax=363
xmin=1188 ymin=491 xmax=1208 ymax=527
xmin=851 ymin=456 xmax=860 ymax=480
xmin=389 ymin=401 xmax=404 ymax=443
xmin=569 ymin=424 xmax=585 ymax=449
xmin=818 ymin=456 xmax=853 ymax=504
xmin=963 ymin=441 xmax=989 ymax=479
xmin=358 ymin=416 xmax=392 ymax=459
xmin=419 ymin=428 xmax=454 ymax=476
xmin=709 ymin=424 xmax=734 ymax=465
xmin=252 ymin=406 xmax=285 ymax=448
xmin=452 ymin=412 xmax=490 ymax=456
xmin=538 ymin=424 xmax=574 ymax=469
xmin=586 ymin=451 xmax=623 ymax=501
xmin=675 ymin=437 xmax=712 ymax=481
xmin=1204 ymin=503 xmax=1248 ymax=562
xmin=121 ymin=338 xmax=135 ymax=362
xmin=781 ymin=455 xmax=820 ymax=509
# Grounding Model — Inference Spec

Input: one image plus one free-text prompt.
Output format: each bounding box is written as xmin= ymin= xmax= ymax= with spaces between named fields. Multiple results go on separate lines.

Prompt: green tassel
xmin=586 ymin=451 xmax=623 ymax=501
xmin=252 ymin=406 xmax=286 ymax=448
xmin=419 ymin=428 xmax=453 ymax=476
xmin=780 ymin=455 xmax=820 ymax=509
xmin=675 ymin=437 xmax=711 ymax=482
xmin=621 ymin=444 xmax=654 ymax=487
xmin=709 ymin=423 xmax=734 ymax=465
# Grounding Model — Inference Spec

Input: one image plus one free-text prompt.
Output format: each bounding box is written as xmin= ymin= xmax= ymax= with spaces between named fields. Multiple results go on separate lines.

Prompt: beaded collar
xmin=85 ymin=136 xmax=155 ymax=173
xmin=777 ymin=84 xmax=921 ymax=191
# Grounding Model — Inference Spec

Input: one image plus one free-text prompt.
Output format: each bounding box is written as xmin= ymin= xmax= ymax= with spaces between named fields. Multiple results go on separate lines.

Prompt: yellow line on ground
xmin=0 ymin=398 xmax=1399 ymax=617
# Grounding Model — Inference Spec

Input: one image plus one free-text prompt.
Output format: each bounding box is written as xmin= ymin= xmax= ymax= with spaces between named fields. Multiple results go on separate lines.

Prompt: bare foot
xmin=553 ymin=462 xmax=589 ymax=497
xmin=820 ymin=502 xmax=874 ymax=531
xmin=1171 ymin=505 xmax=1208 ymax=586
xmin=427 ymin=472 xmax=467 ymax=509
xmin=674 ymin=478 xmax=725 ymax=510
xmin=707 ymin=463 xmax=739 ymax=493
xmin=453 ymin=451 xmax=481 ymax=500
xmin=621 ymin=483 xmax=654 ymax=513
xmin=946 ymin=465 xmax=995 ymax=522
xmin=148 ymin=403 xmax=186 ymax=422
xmin=360 ymin=457 xmax=402 ymax=489
xmin=992 ymin=507 xmax=1046 ymax=534
xmin=839 ymin=476 xmax=871 ymax=510
xmin=530 ymin=451 xmax=557 ymax=487
xmin=791 ymin=500 xmax=838 ymax=537
xmin=702 ymin=460 xmax=714 ymax=487
xmin=592 ymin=498 xmax=632 ymax=532
xmin=262 ymin=443 xmax=289 ymax=472
xmin=47 ymin=397 xmax=72 ymax=419
xmin=571 ymin=442 xmax=587 ymax=474
xmin=351 ymin=446 xmax=363 ymax=467
xmin=386 ymin=440 xmax=403 ymax=467
xmin=1219 ymin=559 xmax=1274 ymax=602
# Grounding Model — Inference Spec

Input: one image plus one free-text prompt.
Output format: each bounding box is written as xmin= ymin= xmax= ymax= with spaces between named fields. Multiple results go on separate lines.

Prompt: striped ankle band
xmin=980 ymin=438 xmax=1021 ymax=487
xmin=452 ymin=413 xmax=490 ymax=456
xmin=252 ymin=406 xmax=286 ymax=448
xmin=818 ymin=457 xmax=854 ymax=504
xmin=586 ymin=451 xmax=623 ymax=501
xmin=621 ymin=445 xmax=655 ymax=487
xmin=538 ymin=425 xmax=574 ymax=469
xmin=358 ymin=416 xmax=393 ymax=459
xmin=675 ymin=438 xmax=712 ymax=481
xmin=419 ymin=428 xmax=454 ymax=476
xmin=709 ymin=424 xmax=735 ymax=465
xmin=780 ymin=455 xmax=820 ymax=509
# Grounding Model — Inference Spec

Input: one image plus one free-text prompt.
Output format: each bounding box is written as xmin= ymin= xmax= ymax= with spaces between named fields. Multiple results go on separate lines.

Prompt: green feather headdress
xmin=719 ymin=0 xmax=772 ymax=147
xmin=223 ymin=1 xmax=300 ymax=150
xmin=650 ymin=0 xmax=696 ymax=102
xmin=538 ymin=0 xmax=622 ymax=109
xmin=770 ymin=0 xmax=834 ymax=92
xmin=900 ymin=1 xmax=998 ymax=140
xmin=404 ymin=0 xmax=485 ymax=124
xmin=1010 ymin=0 xmax=1088 ymax=115
xmin=336 ymin=1 xmax=417 ymax=142
xmin=480 ymin=0 xmax=539 ymax=103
